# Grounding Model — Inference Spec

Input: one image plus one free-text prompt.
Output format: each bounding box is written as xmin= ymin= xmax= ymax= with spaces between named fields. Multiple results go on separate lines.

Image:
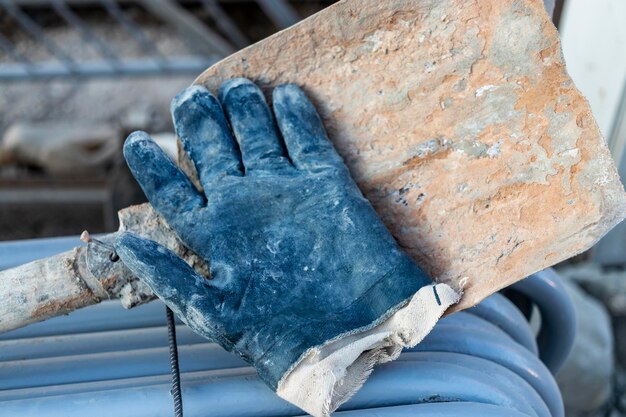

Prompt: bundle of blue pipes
xmin=0 ymin=236 xmax=574 ymax=417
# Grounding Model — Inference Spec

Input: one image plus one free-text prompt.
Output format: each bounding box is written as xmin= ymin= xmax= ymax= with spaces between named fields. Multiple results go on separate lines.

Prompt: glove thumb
xmin=114 ymin=232 xmax=216 ymax=315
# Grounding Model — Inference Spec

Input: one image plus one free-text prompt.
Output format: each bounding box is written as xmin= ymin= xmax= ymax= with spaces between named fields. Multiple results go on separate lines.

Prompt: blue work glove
xmin=115 ymin=78 xmax=459 ymax=417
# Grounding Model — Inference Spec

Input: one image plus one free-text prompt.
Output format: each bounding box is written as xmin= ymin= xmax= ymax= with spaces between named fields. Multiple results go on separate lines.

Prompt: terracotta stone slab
xmin=194 ymin=0 xmax=626 ymax=310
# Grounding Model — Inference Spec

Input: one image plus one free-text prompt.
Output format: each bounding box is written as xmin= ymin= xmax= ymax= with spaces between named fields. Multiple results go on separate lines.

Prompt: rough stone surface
xmin=195 ymin=0 xmax=626 ymax=310
xmin=556 ymin=279 xmax=613 ymax=414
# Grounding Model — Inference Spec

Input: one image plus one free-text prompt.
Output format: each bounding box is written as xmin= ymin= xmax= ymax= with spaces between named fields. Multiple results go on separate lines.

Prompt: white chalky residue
xmin=174 ymin=84 xmax=207 ymax=104
xmin=364 ymin=32 xmax=384 ymax=52
xmin=223 ymin=77 xmax=258 ymax=92
xmin=186 ymin=296 xmax=211 ymax=327
xmin=487 ymin=140 xmax=504 ymax=158
xmin=458 ymin=277 xmax=469 ymax=289
xmin=341 ymin=207 xmax=355 ymax=229
xmin=275 ymin=84 xmax=303 ymax=103
xmin=266 ymin=243 xmax=278 ymax=255
xmin=562 ymin=148 xmax=579 ymax=158
xmin=475 ymin=85 xmax=497 ymax=97
xmin=419 ymin=140 xmax=438 ymax=155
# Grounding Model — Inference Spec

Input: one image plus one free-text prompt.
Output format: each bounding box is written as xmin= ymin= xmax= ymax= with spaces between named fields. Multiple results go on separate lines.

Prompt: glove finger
xmin=124 ymin=131 xmax=205 ymax=227
xmin=115 ymin=232 xmax=219 ymax=317
xmin=219 ymin=78 xmax=292 ymax=173
xmin=171 ymin=85 xmax=243 ymax=190
xmin=272 ymin=83 xmax=346 ymax=172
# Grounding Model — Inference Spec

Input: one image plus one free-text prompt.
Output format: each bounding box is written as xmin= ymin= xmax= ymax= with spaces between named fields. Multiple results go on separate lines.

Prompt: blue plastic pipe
xmin=512 ymin=269 xmax=576 ymax=373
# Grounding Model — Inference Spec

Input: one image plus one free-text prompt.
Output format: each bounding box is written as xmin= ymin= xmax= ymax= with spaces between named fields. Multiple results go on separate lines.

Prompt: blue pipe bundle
xmin=0 ymin=237 xmax=574 ymax=417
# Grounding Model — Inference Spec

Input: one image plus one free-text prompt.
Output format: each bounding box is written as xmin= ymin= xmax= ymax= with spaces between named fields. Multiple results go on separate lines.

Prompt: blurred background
xmin=0 ymin=0 xmax=335 ymax=239
xmin=0 ymin=1 xmax=624 ymax=416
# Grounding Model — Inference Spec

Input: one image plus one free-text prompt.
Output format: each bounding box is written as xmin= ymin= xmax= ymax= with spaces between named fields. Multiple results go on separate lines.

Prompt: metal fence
xmin=0 ymin=0 xmax=315 ymax=81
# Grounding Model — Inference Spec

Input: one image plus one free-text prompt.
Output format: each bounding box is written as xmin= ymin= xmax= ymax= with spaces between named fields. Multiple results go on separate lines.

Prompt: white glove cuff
xmin=277 ymin=283 xmax=461 ymax=417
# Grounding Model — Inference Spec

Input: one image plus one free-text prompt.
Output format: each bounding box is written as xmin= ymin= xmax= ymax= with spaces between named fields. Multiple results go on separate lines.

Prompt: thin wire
xmin=166 ymin=306 xmax=183 ymax=417
xmin=84 ymin=227 xmax=181 ymax=415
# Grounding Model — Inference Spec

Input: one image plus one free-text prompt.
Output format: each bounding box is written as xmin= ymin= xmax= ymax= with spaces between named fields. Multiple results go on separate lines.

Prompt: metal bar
xmin=200 ymin=0 xmax=249 ymax=49
xmin=165 ymin=306 xmax=183 ymax=417
xmin=0 ymin=0 xmax=325 ymax=81
xmin=256 ymin=0 xmax=300 ymax=29
xmin=0 ymin=56 xmax=216 ymax=80
xmin=0 ymin=188 xmax=110 ymax=204
xmin=139 ymin=0 xmax=234 ymax=58
xmin=7 ymin=0 xmax=325 ymax=4
xmin=50 ymin=0 xmax=120 ymax=65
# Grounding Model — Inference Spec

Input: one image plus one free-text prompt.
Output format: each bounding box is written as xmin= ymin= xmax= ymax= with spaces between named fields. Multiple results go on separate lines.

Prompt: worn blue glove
xmin=115 ymin=78 xmax=459 ymax=417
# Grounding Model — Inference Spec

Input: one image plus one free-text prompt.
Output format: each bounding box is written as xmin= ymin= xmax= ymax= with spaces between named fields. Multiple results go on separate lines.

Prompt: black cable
xmin=166 ymin=306 xmax=183 ymax=417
